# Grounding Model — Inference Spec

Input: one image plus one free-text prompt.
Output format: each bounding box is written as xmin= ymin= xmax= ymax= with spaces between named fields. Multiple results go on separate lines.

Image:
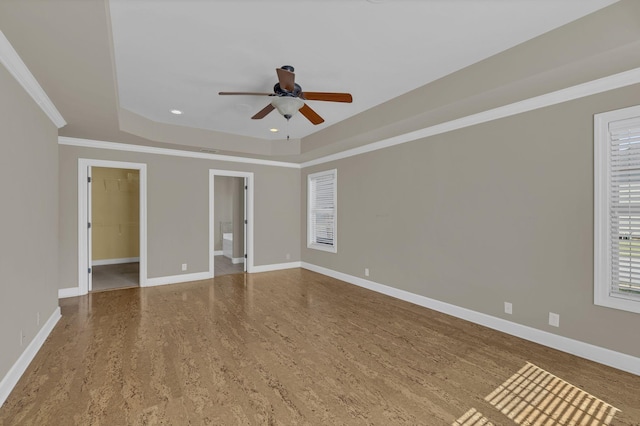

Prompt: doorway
xmin=78 ymin=159 xmax=147 ymax=295
xmin=209 ymin=170 xmax=254 ymax=277
xmin=90 ymin=167 xmax=140 ymax=291
xmin=213 ymin=175 xmax=245 ymax=277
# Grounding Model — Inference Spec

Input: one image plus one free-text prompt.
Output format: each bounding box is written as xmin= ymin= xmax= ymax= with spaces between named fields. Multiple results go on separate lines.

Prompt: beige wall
xmin=302 ymin=83 xmax=640 ymax=359
xmin=0 ymin=65 xmax=59 ymax=378
xmin=59 ymin=146 xmax=300 ymax=287
xmin=91 ymin=167 xmax=139 ymax=261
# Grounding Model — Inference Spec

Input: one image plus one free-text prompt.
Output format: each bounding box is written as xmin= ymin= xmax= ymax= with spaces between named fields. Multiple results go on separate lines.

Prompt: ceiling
xmin=108 ymin=0 xmax=618 ymax=142
xmin=0 ymin=0 xmax=631 ymax=162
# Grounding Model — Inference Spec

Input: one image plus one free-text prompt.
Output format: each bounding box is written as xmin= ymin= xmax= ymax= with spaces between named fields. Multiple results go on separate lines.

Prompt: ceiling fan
xmin=219 ymin=65 xmax=353 ymax=125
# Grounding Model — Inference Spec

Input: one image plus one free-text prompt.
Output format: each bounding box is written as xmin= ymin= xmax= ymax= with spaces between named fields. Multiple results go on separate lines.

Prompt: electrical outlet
xmin=182 ymin=263 xmax=187 ymax=271
xmin=286 ymin=253 xmax=291 ymax=260
xmin=365 ymin=268 xmax=370 ymax=277
xmin=504 ymin=302 xmax=512 ymax=315
xmin=549 ymin=312 xmax=560 ymax=327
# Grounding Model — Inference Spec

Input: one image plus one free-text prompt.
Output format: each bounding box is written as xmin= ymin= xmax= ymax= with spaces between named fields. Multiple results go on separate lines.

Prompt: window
xmin=594 ymin=105 xmax=640 ymax=314
xmin=308 ymin=169 xmax=337 ymax=253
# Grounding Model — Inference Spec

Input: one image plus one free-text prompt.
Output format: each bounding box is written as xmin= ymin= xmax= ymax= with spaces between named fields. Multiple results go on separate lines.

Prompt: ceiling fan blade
xmin=276 ymin=68 xmax=295 ymax=92
xmin=219 ymin=92 xmax=273 ymax=96
xmin=299 ymin=103 xmax=324 ymax=125
xmin=302 ymin=92 xmax=353 ymax=103
xmin=251 ymin=104 xmax=275 ymax=120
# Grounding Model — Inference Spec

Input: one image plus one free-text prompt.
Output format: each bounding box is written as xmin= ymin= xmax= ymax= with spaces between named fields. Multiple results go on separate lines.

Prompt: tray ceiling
xmin=109 ymin=0 xmax=618 ymax=142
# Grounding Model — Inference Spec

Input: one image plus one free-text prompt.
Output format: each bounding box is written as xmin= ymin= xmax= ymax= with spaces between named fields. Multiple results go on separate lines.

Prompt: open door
xmin=244 ymin=177 xmax=248 ymax=272
xmin=87 ymin=166 xmax=93 ymax=292
xmin=78 ymin=159 xmax=147 ymax=295
xmin=210 ymin=170 xmax=254 ymax=277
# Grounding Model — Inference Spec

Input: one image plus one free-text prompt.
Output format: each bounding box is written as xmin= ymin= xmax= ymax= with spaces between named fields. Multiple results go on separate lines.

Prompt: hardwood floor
xmin=1 ymin=269 xmax=638 ymax=425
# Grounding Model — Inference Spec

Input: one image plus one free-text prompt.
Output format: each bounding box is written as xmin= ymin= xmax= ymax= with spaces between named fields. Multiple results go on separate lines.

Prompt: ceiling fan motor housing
xmin=274 ymin=82 xmax=302 ymax=97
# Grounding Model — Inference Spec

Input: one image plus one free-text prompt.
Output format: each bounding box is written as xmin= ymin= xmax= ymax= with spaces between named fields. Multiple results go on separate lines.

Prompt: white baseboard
xmin=58 ymin=287 xmax=80 ymax=299
xmin=301 ymin=262 xmax=640 ymax=376
xmin=144 ymin=271 xmax=213 ymax=287
xmin=91 ymin=257 xmax=139 ymax=266
xmin=251 ymin=261 xmax=301 ymax=273
xmin=213 ymin=250 xmax=223 ymax=256
xmin=0 ymin=307 xmax=61 ymax=407
xmin=231 ymin=257 xmax=245 ymax=265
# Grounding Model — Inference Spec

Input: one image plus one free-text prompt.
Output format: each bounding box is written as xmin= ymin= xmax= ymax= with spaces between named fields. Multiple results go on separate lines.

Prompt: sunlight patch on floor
xmin=452 ymin=408 xmax=495 ymax=426
xmin=484 ymin=362 xmax=619 ymax=425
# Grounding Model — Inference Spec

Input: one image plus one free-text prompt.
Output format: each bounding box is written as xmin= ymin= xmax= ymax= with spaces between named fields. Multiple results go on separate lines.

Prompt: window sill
xmin=594 ymin=294 xmax=640 ymax=314
xmin=307 ymin=243 xmax=337 ymax=253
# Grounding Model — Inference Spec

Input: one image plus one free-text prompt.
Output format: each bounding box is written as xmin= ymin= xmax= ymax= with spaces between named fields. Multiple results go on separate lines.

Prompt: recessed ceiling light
xmin=170 ymin=109 xmax=183 ymax=115
xmin=270 ymin=128 xmax=279 ymax=133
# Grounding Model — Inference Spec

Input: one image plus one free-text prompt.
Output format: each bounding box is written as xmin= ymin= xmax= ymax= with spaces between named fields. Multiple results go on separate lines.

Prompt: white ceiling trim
xmin=0 ymin=30 xmax=66 ymax=129
xmin=58 ymin=66 xmax=640 ymax=169
xmin=58 ymin=136 xmax=301 ymax=169
xmin=108 ymin=0 xmax=617 ymax=141
xmin=301 ymin=66 xmax=640 ymax=169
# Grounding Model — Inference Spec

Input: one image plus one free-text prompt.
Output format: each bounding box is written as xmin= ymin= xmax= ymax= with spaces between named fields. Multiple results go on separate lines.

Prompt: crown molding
xmin=301 ymin=66 xmax=640 ymax=168
xmin=58 ymin=136 xmax=301 ymax=168
xmin=0 ymin=31 xmax=66 ymax=128
xmin=58 ymin=66 xmax=640 ymax=168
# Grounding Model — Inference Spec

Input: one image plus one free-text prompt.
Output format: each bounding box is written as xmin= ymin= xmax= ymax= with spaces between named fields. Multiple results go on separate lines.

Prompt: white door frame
xmin=87 ymin=166 xmax=93 ymax=292
xmin=78 ymin=158 xmax=148 ymax=295
xmin=210 ymin=169 xmax=254 ymax=275
xmin=243 ymin=176 xmax=247 ymax=273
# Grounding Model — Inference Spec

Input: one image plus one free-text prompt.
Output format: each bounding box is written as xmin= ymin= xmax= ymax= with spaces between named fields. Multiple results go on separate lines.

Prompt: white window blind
xmin=308 ymin=169 xmax=337 ymax=252
xmin=609 ymin=117 xmax=640 ymax=301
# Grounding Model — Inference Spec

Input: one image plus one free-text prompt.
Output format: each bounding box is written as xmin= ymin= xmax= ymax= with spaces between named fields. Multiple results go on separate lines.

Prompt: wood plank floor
xmin=1 ymin=269 xmax=638 ymax=425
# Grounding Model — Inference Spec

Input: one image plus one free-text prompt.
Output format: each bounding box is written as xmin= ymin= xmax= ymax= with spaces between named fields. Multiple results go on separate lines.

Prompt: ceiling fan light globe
xmin=271 ymin=96 xmax=304 ymax=118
